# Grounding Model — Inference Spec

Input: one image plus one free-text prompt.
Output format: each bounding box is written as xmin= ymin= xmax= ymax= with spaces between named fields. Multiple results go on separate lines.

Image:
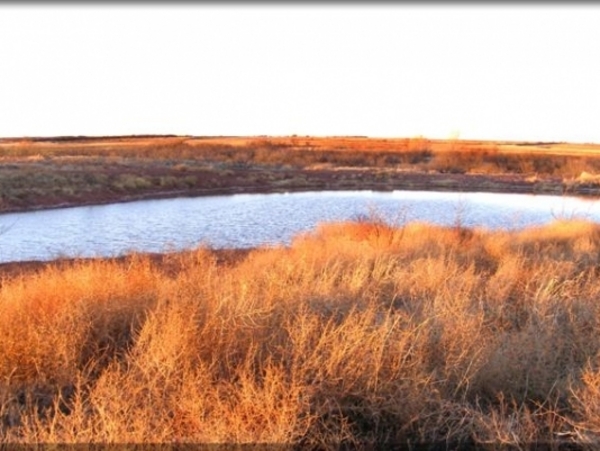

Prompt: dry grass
xmin=3 ymin=135 xmax=600 ymax=175
xmin=3 ymin=135 xmax=600 ymax=213
xmin=2 ymin=219 xmax=600 ymax=446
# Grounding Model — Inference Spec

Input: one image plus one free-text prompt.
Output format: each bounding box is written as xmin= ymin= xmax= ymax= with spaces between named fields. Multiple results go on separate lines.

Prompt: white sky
xmin=0 ymin=4 xmax=599 ymax=143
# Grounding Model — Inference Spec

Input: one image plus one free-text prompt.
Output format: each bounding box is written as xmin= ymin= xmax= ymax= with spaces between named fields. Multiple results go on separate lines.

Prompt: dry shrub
xmin=4 ymin=219 xmax=600 ymax=446
xmin=0 ymin=257 xmax=159 ymax=388
xmin=570 ymin=361 xmax=600 ymax=445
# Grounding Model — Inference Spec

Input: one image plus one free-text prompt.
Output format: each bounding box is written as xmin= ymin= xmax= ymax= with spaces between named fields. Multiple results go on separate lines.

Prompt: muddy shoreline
xmin=1 ymin=168 xmax=596 ymax=216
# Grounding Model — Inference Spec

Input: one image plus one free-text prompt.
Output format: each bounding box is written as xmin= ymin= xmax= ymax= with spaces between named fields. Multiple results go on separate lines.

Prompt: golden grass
xmin=4 ymin=135 xmax=600 ymax=213
xmin=3 ymin=135 xmax=600 ymax=175
xmin=3 ymin=219 xmax=600 ymax=446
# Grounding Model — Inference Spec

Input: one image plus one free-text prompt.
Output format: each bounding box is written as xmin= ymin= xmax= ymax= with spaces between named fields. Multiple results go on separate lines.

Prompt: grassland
xmin=2 ymin=134 xmax=600 ymax=213
xmin=3 ymin=135 xmax=600 ymax=447
xmin=2 ymin=218 xmax=600 ymax=447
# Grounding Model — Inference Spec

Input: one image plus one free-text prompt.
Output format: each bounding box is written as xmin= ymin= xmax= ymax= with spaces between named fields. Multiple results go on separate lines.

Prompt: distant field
xmin=183 ymin=135 xmax=600 ymax=156
xmin=1 ymin=135 xmax=600 ymax=213
xmin=3 ymin=134 xmax=599 ymax=155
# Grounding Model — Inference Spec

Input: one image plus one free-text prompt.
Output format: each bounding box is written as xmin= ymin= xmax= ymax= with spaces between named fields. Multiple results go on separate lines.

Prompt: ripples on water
xmin=1 ymin=190 xmax=599 ymax=263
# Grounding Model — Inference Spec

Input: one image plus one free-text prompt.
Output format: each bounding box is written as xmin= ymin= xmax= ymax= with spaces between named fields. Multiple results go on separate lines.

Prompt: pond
xmin=1 ymin=190 xmax=600 ymax=263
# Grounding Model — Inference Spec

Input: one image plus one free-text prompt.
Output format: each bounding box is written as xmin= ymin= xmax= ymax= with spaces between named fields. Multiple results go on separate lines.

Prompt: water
xmin=1 ymin=190 xmax=600 ymax=263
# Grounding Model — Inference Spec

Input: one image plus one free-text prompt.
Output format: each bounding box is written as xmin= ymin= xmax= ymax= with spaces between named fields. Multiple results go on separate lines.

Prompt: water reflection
xmin=0 ymin=190 xmax=599 ymax=263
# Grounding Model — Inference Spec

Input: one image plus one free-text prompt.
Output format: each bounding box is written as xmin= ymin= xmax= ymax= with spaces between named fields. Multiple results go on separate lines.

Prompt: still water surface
xmin=1 ymin=190 xmax=600 ymax=263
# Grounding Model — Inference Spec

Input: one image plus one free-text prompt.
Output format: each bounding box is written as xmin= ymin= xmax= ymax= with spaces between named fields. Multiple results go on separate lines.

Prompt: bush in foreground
xmin=2 ymin=219 xmax=600 ymax=447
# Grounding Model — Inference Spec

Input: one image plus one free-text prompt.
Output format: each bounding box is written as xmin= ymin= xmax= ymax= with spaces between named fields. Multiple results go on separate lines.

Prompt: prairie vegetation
xmin=3 ymin=218 xmax=600 ymax=447
xmin=2 ymin=135 xmax=600 ymax=213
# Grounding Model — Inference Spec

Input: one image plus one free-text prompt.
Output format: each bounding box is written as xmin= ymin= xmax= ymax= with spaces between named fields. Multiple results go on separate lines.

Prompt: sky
xmin=0 ymin=4 xmax=599 ymax=143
